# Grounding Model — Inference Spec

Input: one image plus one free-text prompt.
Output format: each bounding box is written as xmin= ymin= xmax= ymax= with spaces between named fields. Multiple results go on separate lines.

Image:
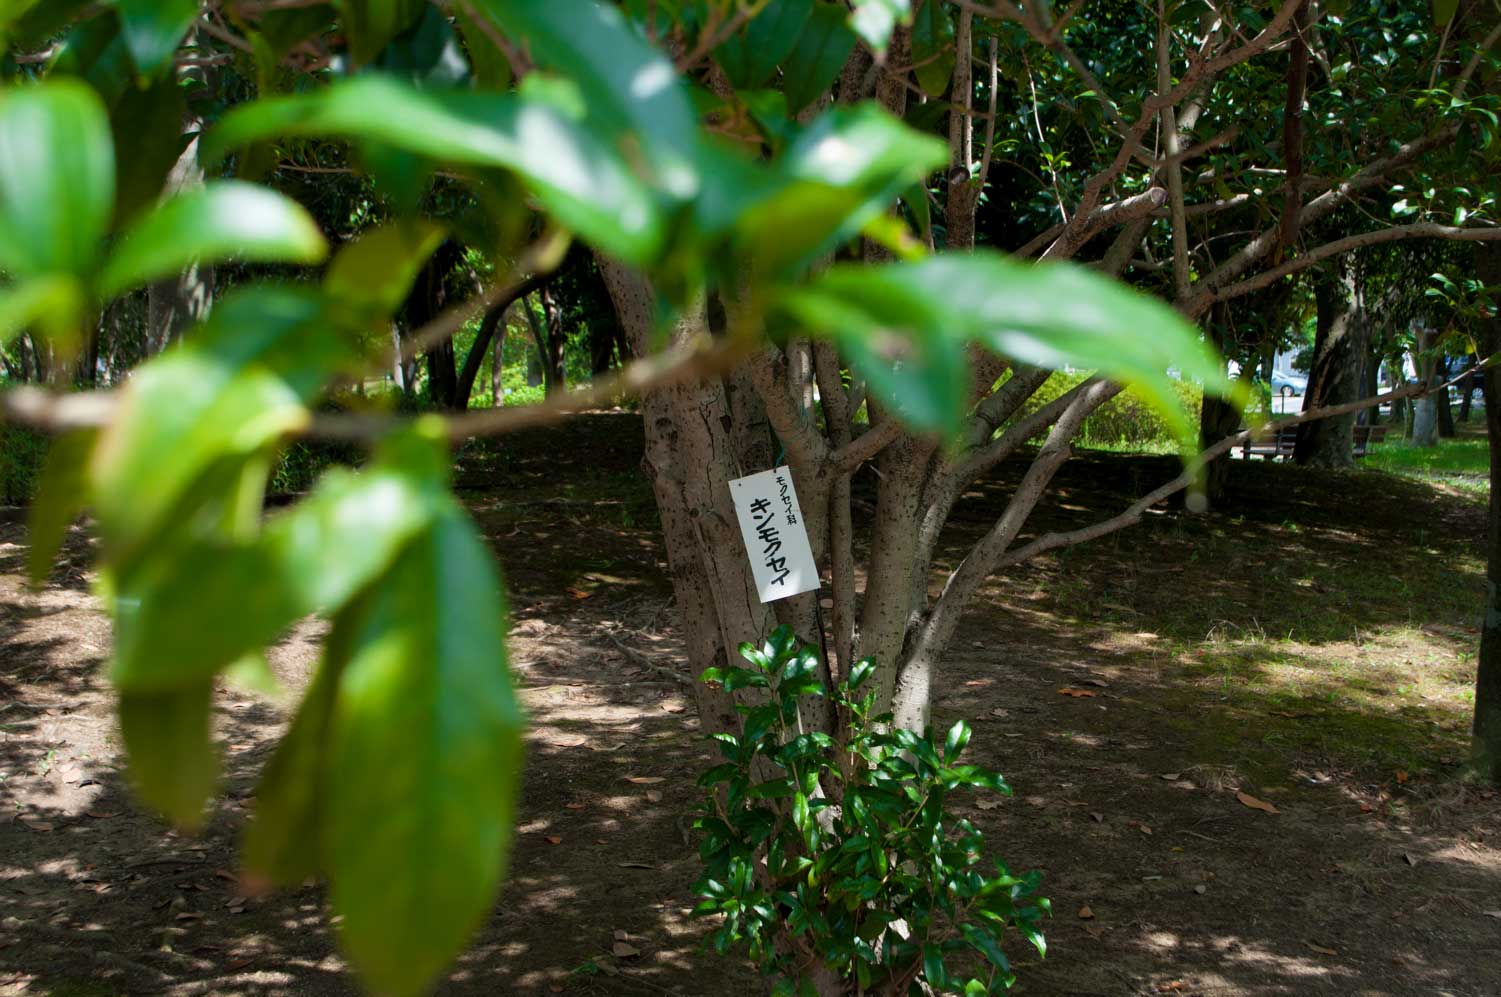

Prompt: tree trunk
xmin=146 ymin=135 xmax=213 ymax=354
xmin=1473 ymin=242 xmax=1501 ymax=783
xmin=1199 ymin=310 xmax=1241 ymax=503
xmin=491 ymin=312 xmax=506 ymax=406
xmin=1436 ymin=355 xmax=1456 ymax=438
xmin=539 ymin=286 xmax=566 ymax=395
xmin=1411 ymin=330 xmax=1440 ymax=447
xmin=1458 ymin=360 xmax=1476 ymax=423
xmin=1294 ymin=263 xmax=1366 ymax=467
xmin=1357 ymin=343 xmax=1381 ymax=426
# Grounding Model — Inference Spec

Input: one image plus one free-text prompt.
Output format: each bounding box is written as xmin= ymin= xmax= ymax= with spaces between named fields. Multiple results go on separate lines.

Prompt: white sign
xmin=729 ymin=466 xmax=820 ymax=604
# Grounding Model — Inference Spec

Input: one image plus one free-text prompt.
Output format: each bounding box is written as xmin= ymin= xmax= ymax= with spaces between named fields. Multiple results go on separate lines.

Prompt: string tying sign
xmin=729 ymin=466 xmax=820 ymax=604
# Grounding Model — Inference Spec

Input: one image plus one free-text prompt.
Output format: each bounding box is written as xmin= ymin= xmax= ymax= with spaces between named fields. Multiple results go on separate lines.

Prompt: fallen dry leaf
xmin=545 ymin=836 xmax=563 ymax=846
xmin=1304 ymin=942 xmax=1339 ymax=956
xmin=564 ymin=802 xmax=586 ymax=811
xmin=1159 ymin=773 xmax=1181 ymax=781
xmin=613 ymin=929 xmax=629 ymax=941
xmin=1359 ymin=802 xmax=1375 ymax=813
xmin=1395 ymin=770 xmax=1409 ymax=785
xmin=19 ymin=818 xmax=54 ymax=832
xmin=1235 ymin=791 xmax=1280 ymax=814
xmin=548 ymin=733 xmax=588 ymax=748
xmin=645 ymin=790 xmax=663 ymax=803
xmin=976 ymin=799 xmax=1002 ymax=810
xmin=1077 ymin=905 xmax=1095 ymax=920
xmin=612 ymin=941 xmax=640 ymax=958
xmin=1402 ymin=851 xmax=1418 ymax=867
xmin=566 ymin=587 xmax=594 ymax=600
xmin=1481 ymin=910 xmax=1501 ymax=920
xmin=1081 ymin=678 xmax=1109 ymax=688
xmin=616 ymin=861 xmax=653 ymax=869
xmin=1194 ymin=884 xmax=1207 ymax=895
xmin=1089 ymin=812 xmax=1104 ymax=823
xmin=1058 ymin=687 xmax=1097 ymax=698
xmin=660 ymin=701 xmax=686 ymax=714
xmin=85 ymin=809 xmax=121 ymax=820
xmin=625 ymin=776 xmax=664 ymax=785
xmin=549 ymin=986 xmax=564 ymax=993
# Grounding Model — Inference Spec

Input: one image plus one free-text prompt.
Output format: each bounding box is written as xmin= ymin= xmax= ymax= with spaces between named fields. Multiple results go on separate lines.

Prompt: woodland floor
xmin=2 ymin=412 xmax=1499 ymax=997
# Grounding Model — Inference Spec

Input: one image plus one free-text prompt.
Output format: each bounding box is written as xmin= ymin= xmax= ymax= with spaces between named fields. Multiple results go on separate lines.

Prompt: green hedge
xmin=0 ymin=425 xmax=48 ymax=505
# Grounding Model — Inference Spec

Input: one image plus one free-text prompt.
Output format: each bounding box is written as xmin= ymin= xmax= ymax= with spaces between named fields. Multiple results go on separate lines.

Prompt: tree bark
xmin=1474 ymin=242 xmax=1501 ymax=783
xmin=1294 ymin=262 xmax=1366 ymax=467
xmin=491 ymin=312 xmax=506 ymax=406
xmin=1436 ymin=355 xmax=1456 ymax=438
xmin=146 ymin=134 xmax=213 ymax=354
xmin=1411 ymin=328 xmax=1440 ymax=447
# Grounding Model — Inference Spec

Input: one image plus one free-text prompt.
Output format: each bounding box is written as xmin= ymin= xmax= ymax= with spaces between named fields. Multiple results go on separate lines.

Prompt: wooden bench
xmin=1240 ymin=423 xmax=1388 ymax=460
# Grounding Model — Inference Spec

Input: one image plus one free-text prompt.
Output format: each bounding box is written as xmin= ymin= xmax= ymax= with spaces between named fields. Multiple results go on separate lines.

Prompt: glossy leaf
xmin=204 ymin=75 xmax=664 ymax=263
xmin=323 ymin=220 xmax=446 ymax=316
xmin=782 ymin=253 xmax=1232 ymax=439
xmin=99 ymin=182 xmax=328 ymax=299
xmin=0 ymin=274 xmax=84 ymax=350
xmin=849 ymin=0 xmax=909 ymax=52
xmin=118 ymin=680 xmax=218 ymax=830
xmin=783 ymin=1 xmax=856 ymax=113
xmin=108 ymin=73 xmax=191 ymax=225
xmin=725 ymin=104 xmax=947 ymax=276
xmin=88 ymin=289 xmax=338 ymax=573
xmin=241 ymin=628 xmax=348 ymax=886
xmin=336 ymin=0 xmax=427 ymax=65
xmin=112 ymin=443 xmax=445 ymax=693
xmin=26 ymin=429 xmax=96 ymax=587
xmin=471 ymin=0 xmax=701 ymax=199
xmin=910 ymin=0 xmax=955 ymax=97
xmin=324 ymin=506 xmax=523 ymax=997
xmin=0 ymin=79 xmax=114 ymax=279
xmin=115 ymin=0 xmax=198 ymax=76
xmin=716 ymin=0 xmax=812 ymax=90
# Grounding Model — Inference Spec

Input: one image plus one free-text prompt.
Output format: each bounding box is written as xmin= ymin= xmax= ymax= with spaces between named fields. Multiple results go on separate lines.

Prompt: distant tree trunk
xmin=408 ymin=242 xmax=466 ymax=408
xmin=1357 ymin=343 xmax=1381 ymax=425
xmin=1474 ymin=241 xmax=1501 ymax=784
xmin=522 ymin=290 xmax=566 ymax=395
xmin=1295 ymin=263 xmax=1367 ymax=467
xmin=451 ymin=275 xmax=549 ymax=411
xmin=588 ymin=317 xmax=625 ymax=376
xmin=1199 ymin=307 xmax=1240 ymax=503
xmin=490 ymin=312 xmax=506 ymax=407
xmin=1436 ymin=355 xmax=1456 ymax=438
xmin=1411 ymin=330 xmax=1440 ymax=447
xmin=146 ymin=134 xmax=213 ymax=354
xmin=1459 ymin=359 xmax=1476 ymax=423
xmin=391 ymin=322 xmax=414 ymax=394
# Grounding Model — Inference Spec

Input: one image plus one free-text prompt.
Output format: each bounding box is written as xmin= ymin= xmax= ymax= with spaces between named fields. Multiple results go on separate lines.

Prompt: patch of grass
xmin=1363 ymin=434 xmax=1489 ymax=495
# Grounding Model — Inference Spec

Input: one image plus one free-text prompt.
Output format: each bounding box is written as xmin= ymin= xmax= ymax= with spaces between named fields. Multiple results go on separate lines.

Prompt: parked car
xmin=1271 ymin=370 xmax=1307 ymax=395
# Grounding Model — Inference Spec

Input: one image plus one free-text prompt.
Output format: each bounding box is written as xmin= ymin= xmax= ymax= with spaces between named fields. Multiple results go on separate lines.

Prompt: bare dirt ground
xmin=2 ymin=413 xmax=1499 ymax=996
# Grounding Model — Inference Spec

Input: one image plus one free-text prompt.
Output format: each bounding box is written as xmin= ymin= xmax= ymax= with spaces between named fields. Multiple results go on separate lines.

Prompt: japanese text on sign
xmin=729 ymin=467 xmax=819 ymax=603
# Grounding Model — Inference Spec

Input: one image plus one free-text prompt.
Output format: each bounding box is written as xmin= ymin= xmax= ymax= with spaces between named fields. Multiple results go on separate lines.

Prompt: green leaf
xmin=118 ymin=680 xmax=218 ymax=830
xmin=726 ymin=104 xmax=947 ymax=276
xmin=960 ymin=922 xmax=1013 ymax=975
xmin=454 ymin=5 xmax=512 ymax=90
xmin=324 ymin=220 xmax=446 ymax=316
xmin=0 ymin=275 xmax=85 ymax=351
xmin=241 ymin=627 xmax=349 ymax=886
xmin=26 ymin=430 xmax=95 ymax=587
xmin=108 ymin=73 xmax=191 ymax=225
xmin=849 ymin=0 xmax=909 ymax=52
xmin=324 ymin=506 xmax=524 ymax=997
xmin=471 ymin=0 xmax=699 ymax=197
xmin=944 ymin=719 xmax=971 ymax=762
xmin=115 ymin=0 xmax=198 ymax=76
xmin=910 ymin=0 xmax=955 ymax=97
xmin=1433 ymin=0 xmax=1459 ymax=25
xmin=99 ymin=182 xmax=327 ymax=300
xmin=782 ymin=253 xmax=1233 ymax=440
xmin=112 ymin=455 xmax=443 ymax=693
xmin=716 ymin=0 xmax=813 ymax=89
xmin=846 ymin=657 xmax=876 ymax=690
xmin=88 ymin=288 xmax=341 ymax=574
xmin=783 ymin=1 xmax=856 ymax=113
xmin=0 ymin=79 xmax=114 ymax=280
xmin=204 ymin=75 xmax=664 ymax=264
xmin=336 ymin=0 xmax=428 ymax=65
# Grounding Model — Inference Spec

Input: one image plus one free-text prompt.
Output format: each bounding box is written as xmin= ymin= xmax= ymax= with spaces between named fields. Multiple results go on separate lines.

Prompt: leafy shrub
xmin=0 ymin=425 xmax=47 ymax=504
xmin=1020 ymin=371 xmax=1203 ymax=451
xmin=693 ymin=627 xmax=1048 ymax=995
